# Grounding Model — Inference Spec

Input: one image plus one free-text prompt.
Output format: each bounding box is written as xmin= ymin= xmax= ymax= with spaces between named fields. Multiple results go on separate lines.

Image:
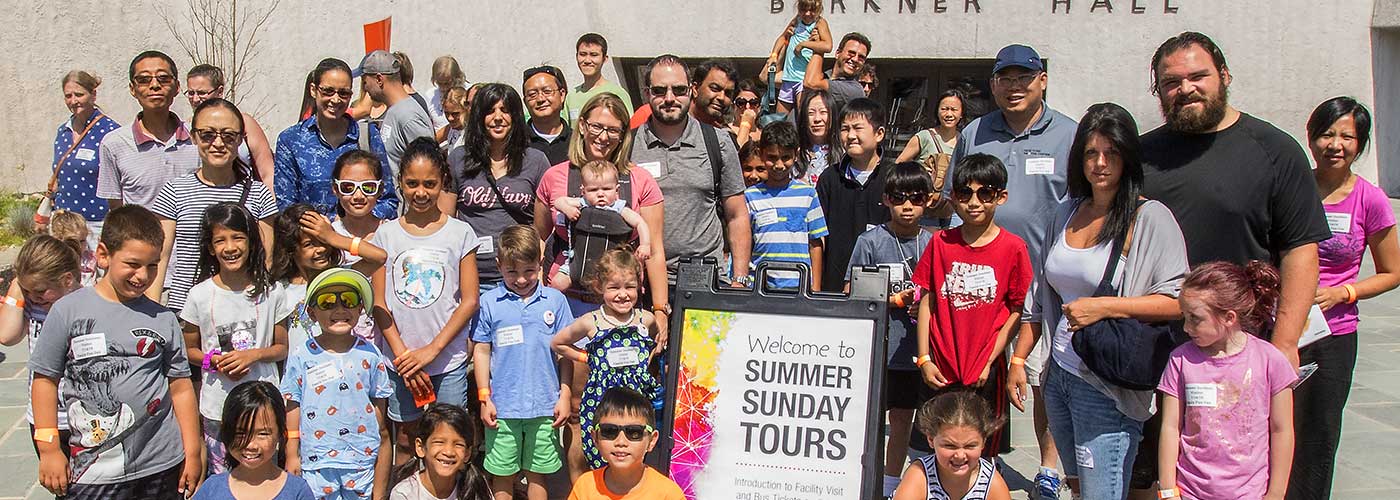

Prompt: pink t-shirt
xmin=1317 ymin=176 xmax=1395 ymax=334
xmin=535 ymin=161 xmax=664 ymax=278
xmin=1158 ymin=334 xmax=1296 ymax=500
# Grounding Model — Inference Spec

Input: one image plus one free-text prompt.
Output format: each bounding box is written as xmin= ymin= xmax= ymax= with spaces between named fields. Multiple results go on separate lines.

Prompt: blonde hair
xmin=567 ymin=93 xmax=634 ymax=172
xmin=586 ymin=247 xmax=642 ymax=292
xmin=47 ymin=210 xmax=88 ymax=257
xmin=496 ymin=225 xmax=542 ymax=267
xmin=61 ymin=70 xmax=101 ymax=93
xmin=15 ymin=234 xmax=80 ymax=288
xmin=443 ymin=86 xmax=470 ymax=111
xmin=797 ymin=0 xmax=823 ymax=11
xmin=579 ymin=160 xmax=620 ymax=183
xmin=431 ymin=56 xmax=466 ymax=88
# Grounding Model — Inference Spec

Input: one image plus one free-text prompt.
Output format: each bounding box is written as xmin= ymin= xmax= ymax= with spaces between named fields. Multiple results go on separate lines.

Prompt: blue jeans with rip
xmin=1043 ymin=359 xmax=1145 ymax=500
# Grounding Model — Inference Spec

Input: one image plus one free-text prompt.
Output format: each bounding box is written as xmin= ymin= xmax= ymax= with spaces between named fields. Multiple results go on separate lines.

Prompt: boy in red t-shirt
xmin=911 ymin=153 xmax=1032 ymax=456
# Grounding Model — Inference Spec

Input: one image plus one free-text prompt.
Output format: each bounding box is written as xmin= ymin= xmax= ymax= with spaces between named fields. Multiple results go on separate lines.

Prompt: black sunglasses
xmin=734 ymin=97 xmax=761 ymax=108
xmin=887 ymin=191 xmax=931 ymax=206
xmin=952 ymin=186 xmax=1004 ymax=203
xmin=648 ymin=85 xmax=691 ymax=97
xmin=597 ymin=423 xmax=653 ymax=441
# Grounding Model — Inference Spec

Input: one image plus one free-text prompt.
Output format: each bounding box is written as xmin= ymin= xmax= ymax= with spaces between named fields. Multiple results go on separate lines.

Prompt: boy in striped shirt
xmin=744 ymin=121 xmax=828 ymax=290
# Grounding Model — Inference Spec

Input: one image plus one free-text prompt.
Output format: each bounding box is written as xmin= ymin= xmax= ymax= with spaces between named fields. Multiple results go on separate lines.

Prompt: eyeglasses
xmin=952 ymin=186 xmax=1004 ymax=203
xmin=133 ymin=74 xmax=175 ymax=86
xmin=648 ymin=85 xmax=690 ymax=97
xmin=734 ymin=97 xmax=761 ymax=109
xmin=335 ymin=179 xmax=383 ymax=197
xmin=597 ymin=423 xmax=653 ymax=441
xmin=185 ymin=87 xmax=221 ymax=98
xmin=583 ymin=121 xmax=624 ymax=139
xmin=313 ymin=291 xmax=362 ymax=311
xmin=887 ymin=192 xmax=931 ymax=206
xmin=317 ymin=85 xmax=354 ymax=99
xmin=195 ymin=129 xmax=243 ymax=145
xmin=992 ymin=73 xmax=1040 ymax=88
xmin=524 ymin=87 xmax=560 ymax=100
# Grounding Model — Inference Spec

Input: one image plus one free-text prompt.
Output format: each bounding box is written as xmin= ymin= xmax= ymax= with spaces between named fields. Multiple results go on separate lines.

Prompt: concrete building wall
xmin=1 ymin=0 xmax=1385 ymax=192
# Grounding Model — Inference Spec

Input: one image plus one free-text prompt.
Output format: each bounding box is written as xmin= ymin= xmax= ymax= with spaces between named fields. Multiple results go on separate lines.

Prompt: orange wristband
xmin=350 ymin=237 xmax=363 ymax=257
xmin=286 ymin=430 xmax=300 ymax=439
xmin=478 ymin=388 xmax=492 ymax=402
xmin=1343 ymin=284 xmax=1358 ymax=304
xmin=3 ymin=296 xmax=23 ymax=309
xmin=1010 ymin=356 xmax=1026 ymax=366
xmin=914 ymin=354 xmax=932 ymax=367
xmin=33 ymin=427 xmax=58 ymax=443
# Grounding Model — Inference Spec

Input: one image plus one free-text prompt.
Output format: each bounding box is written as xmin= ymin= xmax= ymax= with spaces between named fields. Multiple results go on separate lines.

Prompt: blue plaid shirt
xmin=274 ymin=115 xmax=398 ymax=218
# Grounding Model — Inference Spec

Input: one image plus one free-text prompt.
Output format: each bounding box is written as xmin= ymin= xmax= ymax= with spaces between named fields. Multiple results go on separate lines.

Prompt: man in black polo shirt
xmin=523 ymin=65 xmax=571 ymax=165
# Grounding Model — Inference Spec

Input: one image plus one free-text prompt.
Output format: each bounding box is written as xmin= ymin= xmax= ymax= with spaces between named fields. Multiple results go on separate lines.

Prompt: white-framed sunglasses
xmin=334 ymin=179 xmax=383 ymax=196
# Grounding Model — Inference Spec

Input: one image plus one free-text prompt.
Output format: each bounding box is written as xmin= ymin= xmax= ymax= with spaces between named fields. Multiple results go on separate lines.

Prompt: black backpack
xmin=563 ymin=167 xmax=634 ymax=288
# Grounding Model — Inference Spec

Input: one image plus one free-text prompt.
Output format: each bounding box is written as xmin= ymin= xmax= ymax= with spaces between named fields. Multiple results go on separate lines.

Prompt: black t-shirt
xmin=1141 ymin=113 xmax=1330 ymax=266
xmin=815 ymin=156 xmax=893 ymax=289
xmin=527 ymin=120 xmax=572 ymax=166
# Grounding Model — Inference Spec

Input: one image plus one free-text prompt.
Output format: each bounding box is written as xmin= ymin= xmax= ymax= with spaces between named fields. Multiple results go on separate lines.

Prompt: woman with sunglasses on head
xmin=728 ymin=78 xmax=765 ymax=150
xmin=275 ymin=58 xmax=399 ymax=221
xmin=44 ymin=71 xmax=121 ymax=241
xmin=444 ymin=83 xmax=551 ymax=292
xmin=186 ymin=64 xmax=276 ymax=194
xmin=1004 ymin=103 xmax=1188 ymax=500
xmin=150 ymin=98 xmax=278 ymax=312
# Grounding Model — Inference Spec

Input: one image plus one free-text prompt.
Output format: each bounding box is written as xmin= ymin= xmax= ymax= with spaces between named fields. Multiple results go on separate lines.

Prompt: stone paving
xmin=4 ymin=205 xmax=1400 ymax=499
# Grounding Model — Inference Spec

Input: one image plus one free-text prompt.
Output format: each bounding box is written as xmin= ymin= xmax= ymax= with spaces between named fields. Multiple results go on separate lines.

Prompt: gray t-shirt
xmin=29 ymin=287 xmax=191 ymax=485
xmin=631 ymin=117 xmax=745 ymax=272
xmin=371 ymin=217 xmax=479 ymax=375
xmin=380 ymin=97 xmax=436 ymax=177
xmin=846 ymin=225 xmax=933 ymax=370
xmin=827 ymin=78 xmax=866 ymax=125
xmin=447 ymin=147 xmax=549 ymax=283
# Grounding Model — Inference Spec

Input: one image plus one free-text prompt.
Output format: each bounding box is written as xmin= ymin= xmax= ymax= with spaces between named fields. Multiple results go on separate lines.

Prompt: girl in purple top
xmin=1296 ymin=97 xmax=1400 ymax=499
xmin=1158 ymin=261 xmax=1296 ymax=500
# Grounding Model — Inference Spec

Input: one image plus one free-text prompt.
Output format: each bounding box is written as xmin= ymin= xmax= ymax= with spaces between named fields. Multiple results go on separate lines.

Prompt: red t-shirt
xmin=911 ymin=227 xmax=1032 ymax=385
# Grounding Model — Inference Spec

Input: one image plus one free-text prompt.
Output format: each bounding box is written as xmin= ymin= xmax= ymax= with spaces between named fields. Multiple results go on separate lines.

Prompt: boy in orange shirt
xmin=568 ymin=388 xmax=684 ymax=499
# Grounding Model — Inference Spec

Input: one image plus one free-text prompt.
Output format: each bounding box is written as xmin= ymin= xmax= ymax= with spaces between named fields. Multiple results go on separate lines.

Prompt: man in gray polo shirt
xmin=946 ymin=43 xmax=1077 ymax=498
xmin=359 ymin=50 xmax=434 ymax=177
xmin=97 ymin=50 xmax=199 ymax=209
xmin=631 ymin=55 xmax=751 ymax=285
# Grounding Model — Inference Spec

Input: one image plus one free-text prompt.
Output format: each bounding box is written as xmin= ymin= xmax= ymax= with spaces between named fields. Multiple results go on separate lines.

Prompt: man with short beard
xmin=689 ymin=60 xmax=737 ymax=129
xmin=631 ymin=55 xmax=751 ymax=286
xmin=1142 ymin=32 xmax=1328 ymax=368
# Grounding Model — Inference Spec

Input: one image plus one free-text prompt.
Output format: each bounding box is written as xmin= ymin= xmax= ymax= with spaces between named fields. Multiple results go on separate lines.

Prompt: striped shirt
xmin=96 ymin=112 xmax=200 ymax=208
xmin=919 ymin=454 xmax=994 ymax=500
xmin=150 ymin=173 xmax=277 ymax=311
xmin=745 ymin=179 xmax=828 ymax=289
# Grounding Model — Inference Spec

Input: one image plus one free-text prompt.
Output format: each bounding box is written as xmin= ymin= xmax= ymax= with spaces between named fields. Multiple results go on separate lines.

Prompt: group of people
xmin=10 ymin=2 xmax=1393 ymax=499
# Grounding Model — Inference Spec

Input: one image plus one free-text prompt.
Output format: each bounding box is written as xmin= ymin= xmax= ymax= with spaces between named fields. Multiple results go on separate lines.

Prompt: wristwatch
xmin=652 ymin=303 xmax=672 ymax=316
xmin=733 ymin=274 xmax=755 ymax=287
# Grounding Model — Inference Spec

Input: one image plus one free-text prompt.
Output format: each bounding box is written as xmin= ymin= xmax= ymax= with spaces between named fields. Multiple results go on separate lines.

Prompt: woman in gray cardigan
xmin=1005 ymin=103 xmax=1188 ymax=500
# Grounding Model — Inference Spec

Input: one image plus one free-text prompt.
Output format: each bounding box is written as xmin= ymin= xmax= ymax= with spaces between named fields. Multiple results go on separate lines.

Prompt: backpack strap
xmin=700 ymin=123 xmax=725 ymax=204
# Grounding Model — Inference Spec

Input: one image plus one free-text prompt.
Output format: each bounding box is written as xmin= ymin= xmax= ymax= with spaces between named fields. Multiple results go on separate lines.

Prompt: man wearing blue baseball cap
xmin=936 ymin=43 xmax=1077 ymax=500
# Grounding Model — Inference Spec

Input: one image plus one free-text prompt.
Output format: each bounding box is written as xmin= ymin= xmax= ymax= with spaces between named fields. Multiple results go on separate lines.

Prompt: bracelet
xmin=350 ymin=237 xmax=363 ymax=257
xmin=1157 ymin=488 xmax=1179 ymax=499
xmin=477 ymin=388 xmax=492 ymax=402
xmin=202 ymin=349 xmax=222 ymax=373
xmin=913 ymin=354 xmax=932 ymax=367
xmin=1343 ymin=284 xmax=1358 ymax=304
xmin=1010 ymin=356 xmax=1026 ymax=366
xmin=33 ymin=427 xmax=59 ymax=443
xmin=890 ymin=293 xmax=906 ymax=309
xmin=286 ymin=430 xmax=300 ymax=439
xmin=3 ymin=296 xmax=22 ymax=309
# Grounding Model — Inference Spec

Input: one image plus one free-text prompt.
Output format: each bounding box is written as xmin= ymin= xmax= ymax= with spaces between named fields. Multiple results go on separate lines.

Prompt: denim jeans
xmin=1043 ymin=360 xmax=1145 ymax=500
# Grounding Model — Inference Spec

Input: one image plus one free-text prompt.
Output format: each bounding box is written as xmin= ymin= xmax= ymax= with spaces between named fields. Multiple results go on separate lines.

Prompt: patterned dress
xmin=578 ymin=311 xmax=662 ymax=469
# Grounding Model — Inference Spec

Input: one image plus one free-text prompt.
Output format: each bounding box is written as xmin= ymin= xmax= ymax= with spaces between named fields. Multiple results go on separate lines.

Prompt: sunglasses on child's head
xmin=334 ymin=179 xmax=382 ymax=197
xmin=952 ymin=185 xmax=1004 ymax=203
xmin=887 ymin=191 xmax=931 ymax=206
xmin=313 ymin=291 xmax=362 ymax=310
xmin=597 ymin=423 xmax=653 ymax=441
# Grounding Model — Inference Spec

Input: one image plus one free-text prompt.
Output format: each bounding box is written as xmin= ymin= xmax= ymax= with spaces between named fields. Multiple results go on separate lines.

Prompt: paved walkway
xmin=4 ymin=204 xmax=1400 ymax=499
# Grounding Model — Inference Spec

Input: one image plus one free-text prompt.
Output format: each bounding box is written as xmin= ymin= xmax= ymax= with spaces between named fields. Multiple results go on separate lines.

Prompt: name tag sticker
xmin=477 ymin=236 xmax=495 ymax=255
xmin=1025 ymin=157 xmax=1055 ymax=175
xmin=754 ymin=209 xmax=781 ymax=227
xmin=496 ymin=325 xmax=525 ymax=347
xmin=963 ymin=268 xmax=998 ymax=291
xmin=882 ymin=264 xmax=907 ymax=283
xmin=606 ymin=346 xmax=642 ymax=368
xmin=1185 ymin=383 xmax=1218 ymax=407
xmin=71 ymin=333 xmax=108 ymax=360
xmin=1325 ymin=213 xmax=1352 ymax=234
xmin=1074 ymin=445 xmax=1095 ymax=469
xmin=306 ymin=361 xmax=343 ymax=388
xmin=74 ymin=148 xmax=97 ymax=162
xmin=638 ymin=161 xmax=662 ymax=178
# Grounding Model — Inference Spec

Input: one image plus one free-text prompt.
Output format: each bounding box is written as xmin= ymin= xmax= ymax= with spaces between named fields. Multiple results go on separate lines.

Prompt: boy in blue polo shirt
xmin=745 ymin=120 xmax=828 ymax=290
xmin=472 ymin=225 xmax=573 ymax=500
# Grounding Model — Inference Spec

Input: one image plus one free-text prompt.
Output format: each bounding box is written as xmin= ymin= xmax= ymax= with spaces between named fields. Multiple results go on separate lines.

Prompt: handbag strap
xmin=761 ymin=65 xmax=779 ymax=115
xmin=1092 ymin=199 xmax=1147 ymax=296
xmin=49 ymin=112 xmax=105 ymax=194
xmin=484 ymin=172 xmax=530 ymax=225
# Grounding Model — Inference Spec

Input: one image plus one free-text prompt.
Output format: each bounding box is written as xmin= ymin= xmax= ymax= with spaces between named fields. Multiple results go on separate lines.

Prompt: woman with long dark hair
xmin=1005 ymin=102 xmax=1188 ymax=500
xmin=793 ymin=90 xmax=833 ymax=185
xmin=444 ymin=83 xmax=551 ymax=291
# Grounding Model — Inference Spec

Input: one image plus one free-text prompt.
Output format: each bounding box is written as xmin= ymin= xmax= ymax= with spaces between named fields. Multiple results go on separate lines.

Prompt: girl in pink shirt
xmin=1158 ymin=261 xmax=1297 ymax=500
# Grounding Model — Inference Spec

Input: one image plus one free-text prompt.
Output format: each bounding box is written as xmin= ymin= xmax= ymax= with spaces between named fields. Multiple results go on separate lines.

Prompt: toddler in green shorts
xmin=470 ymin=225 xmax=574 ymax=499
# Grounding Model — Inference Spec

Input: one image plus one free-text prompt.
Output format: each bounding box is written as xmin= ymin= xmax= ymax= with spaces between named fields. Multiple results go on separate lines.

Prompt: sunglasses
xmin=648 ymin=85 xmax=690 ymax=97
xmin=734 ymin=97 xmax=761 ymax=108
xmin=317 ymin=85 xmax=354 ymax=99
xmin=335 ymin=179 xmax=383 ymax=197
xmin=952 ymin=186 xmax=1004 ymax=203
xmin=597 ymin=423 xmax=653 ymax=441
xmin=133 ymin=74 xmax=175 ymax=86
xmin=887 ymin=191 xmax=931 ymax=206
xmin=313 ymin=291 xmax=362 ymax=311
xmin=195 ymin=129 xmax=243 ymax=145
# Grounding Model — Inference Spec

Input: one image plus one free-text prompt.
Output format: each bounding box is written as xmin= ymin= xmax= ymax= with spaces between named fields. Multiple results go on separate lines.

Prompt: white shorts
xmin=778 ymin=80 xmax=803 ymax=104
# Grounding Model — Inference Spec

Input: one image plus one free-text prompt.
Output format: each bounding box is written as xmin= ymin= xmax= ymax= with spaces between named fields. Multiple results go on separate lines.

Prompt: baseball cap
xmin=353 ymin=50 xmax=400 ymax=78
xmin=992 ymin=44 xmax=1044 ymax=74
xmin=307 ymin=268 xmax=373 ymax=312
